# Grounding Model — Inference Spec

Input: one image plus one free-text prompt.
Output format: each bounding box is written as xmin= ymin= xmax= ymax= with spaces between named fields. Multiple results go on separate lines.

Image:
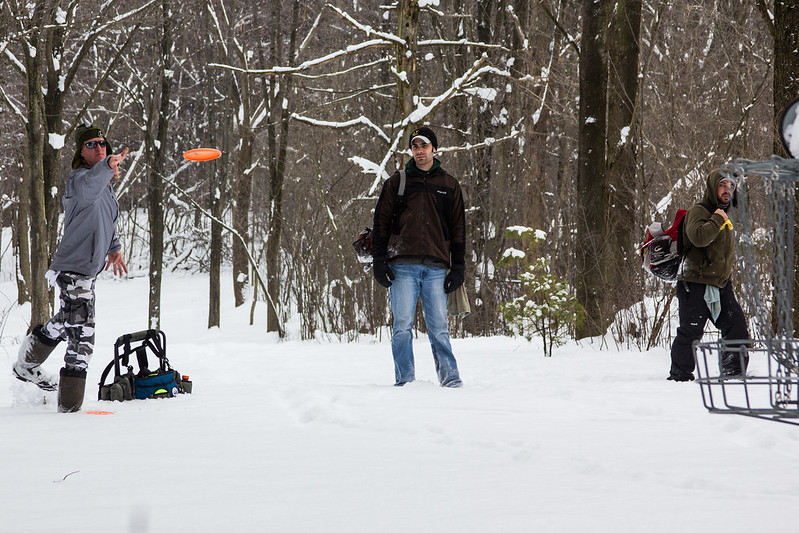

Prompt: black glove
xmin=373 ymin=258 xmax=395 ymax=288
xmin=444 ymin=268 xmax=464 ymax=294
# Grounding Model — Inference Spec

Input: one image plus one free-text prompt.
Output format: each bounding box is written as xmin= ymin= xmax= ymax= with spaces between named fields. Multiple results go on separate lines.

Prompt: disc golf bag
xmin=98 ymin=329 xmax=192 ymax=401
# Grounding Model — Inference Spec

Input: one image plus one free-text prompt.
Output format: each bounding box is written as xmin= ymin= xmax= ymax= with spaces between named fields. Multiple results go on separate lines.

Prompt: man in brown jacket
xmin=669 ymin=169 xmax=750 ymax=381
xmin=371 ymin=126 xmax=465 ymax=387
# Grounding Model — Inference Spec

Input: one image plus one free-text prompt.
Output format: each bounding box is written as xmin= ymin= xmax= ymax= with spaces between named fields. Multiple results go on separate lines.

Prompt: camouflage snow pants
xmin=41 ymin=272 xmax=96 ymax=371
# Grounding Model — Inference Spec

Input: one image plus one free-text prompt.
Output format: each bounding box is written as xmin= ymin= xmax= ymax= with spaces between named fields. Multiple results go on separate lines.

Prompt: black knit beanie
xmin=71 ymin=123 xmax=112 ymax=169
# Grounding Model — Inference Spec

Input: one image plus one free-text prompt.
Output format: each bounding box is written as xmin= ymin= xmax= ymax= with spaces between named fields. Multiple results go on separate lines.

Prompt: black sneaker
xmin=667 ymin=372 xmax=695 ymax=382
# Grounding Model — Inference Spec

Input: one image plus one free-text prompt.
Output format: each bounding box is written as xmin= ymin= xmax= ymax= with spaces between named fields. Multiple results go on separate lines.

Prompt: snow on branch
xmin=209 ymin=39 xmax=393 ymax=76
xmin=439 ymin=127 xmax=521 ymax=154
xmin=2 ymin=44 xmax=26 ymax=75
xmin=358 ymin=55 xmax=509 ymax=194
xmin=348 ymin=156 xmax=384 ymax=181
xmin=291 ymin=114 xmax=391 ymax=144
xmin=369 ymin=129 xmax=406 ymax=194
xmin=327 ymin=3 xmax=505 ymax=51
xmin=506 ymin=5 xmax=529 ymax=51
xmin=302 ymin=84 xmax=395 ymax=114
xmin=251 ymin=100 xmax=269 ymax=129
xmin=75 ymin=0 xmax=159 ymax=47
xmin=206 ymin=2 xmax=230 ymax=58
xmin=353 ymin=120 xmax=521 ymax=187
xmin=402 ymin=55 xmax=490 ymax=126
xmin=114 ymin=143 xmax=149 ymax=201
xmin=325 ymin=4 xmax=406 ymax=46
xmin=418 ymin=38 xmax=505 ymax=51
xmin=298 ymin=10 xmax=324 ymax=56
xmin=288 ymin=58 xmax=391 ymax=80
xmin=0 ymin=84 xmax=28 ymax=126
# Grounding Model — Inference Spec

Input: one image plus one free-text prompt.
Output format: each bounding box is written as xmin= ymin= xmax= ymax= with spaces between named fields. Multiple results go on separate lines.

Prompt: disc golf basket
xmin=694 ymin=155 xmax=799 ymax=425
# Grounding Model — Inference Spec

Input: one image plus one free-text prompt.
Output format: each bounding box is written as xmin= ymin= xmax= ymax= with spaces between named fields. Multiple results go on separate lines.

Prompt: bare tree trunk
xmin=471 ymin=0 xmax=496 ymax=336
xmin=265 ymin=2 xmax=284 ymax=335
xmin=576 ymin=0 xmax=612 ymax=338
xmin=206 ymin=95 xmax=227 ymax=329
xmin=208 ymin=165 xmax=224 ymax=328
xmin=208 ymin=150 xmax=224 ymax=328
xmin=397 ymin=0 xmax=420 ymax=125
xmin=43 ymin=1 xmax=67 ymax=270
xmin=22 ymin=1 xmax=50 ymax=327
xmin=605 ymin=0 xmax=642 ymax=314
xmin=519 ymin=1 xmax=552 ymax=232
xmin=206 ymin=31 xmax=229 ymax=330
xmin=772 ymin=1 xmax=799 ymax=334
xmin=231 ymin=127 xmax=253 ymax=308
xmin=147 ymin=0 xmax=174 ymax=329
xmin=265 ymin=0 xmax=300 ymax=335
xmin=231 ymin=80 xmax=253 ymax=308
xmin=15 ymin=170 xmax=32 ymax=306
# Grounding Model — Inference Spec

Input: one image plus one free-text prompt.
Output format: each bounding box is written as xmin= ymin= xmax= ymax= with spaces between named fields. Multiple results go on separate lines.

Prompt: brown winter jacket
xmin=679 ymin=169 xmax=737 ymax=288
xmin=371 ymin=159 xmax=466 ymax=271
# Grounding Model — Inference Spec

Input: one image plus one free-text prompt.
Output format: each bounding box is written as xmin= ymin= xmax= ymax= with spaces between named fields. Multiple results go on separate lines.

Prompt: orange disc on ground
xmin=183 ymin=148 xmax=222 ymax=161
xmin=86 ymin=410 xmax=114 ymax=415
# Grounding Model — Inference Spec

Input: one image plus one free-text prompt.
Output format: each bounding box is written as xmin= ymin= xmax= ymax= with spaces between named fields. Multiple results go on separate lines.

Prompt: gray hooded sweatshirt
xmin=49 ymin=158 xmax=121 ymax=277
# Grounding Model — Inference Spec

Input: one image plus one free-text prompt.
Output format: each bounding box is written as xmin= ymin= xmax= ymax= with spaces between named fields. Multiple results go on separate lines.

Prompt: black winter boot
xmin=58 ymin=367 xmax=87 ymax=413
xmin=13 ymin=325 xmax=61 ymax=391
xmin=720 ymin=349 xmax=749 ymax=380
xmin=667 ymin=372 xmax=695 ymax=382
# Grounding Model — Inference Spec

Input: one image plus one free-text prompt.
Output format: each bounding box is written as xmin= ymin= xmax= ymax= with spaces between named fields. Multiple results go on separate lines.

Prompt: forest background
xmin=1 ymin=0 xmax=798 ymax=348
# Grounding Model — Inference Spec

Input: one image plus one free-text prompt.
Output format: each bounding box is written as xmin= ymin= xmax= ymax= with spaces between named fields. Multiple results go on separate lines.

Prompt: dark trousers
xmin=669 ymin=281 xmax=749 ymax=377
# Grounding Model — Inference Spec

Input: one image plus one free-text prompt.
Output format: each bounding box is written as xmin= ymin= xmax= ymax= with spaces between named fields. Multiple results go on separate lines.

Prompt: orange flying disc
xmin=86 ymin=410 xmax=114 ymax=415
xmin=183 ymin=148 xmax=222 ymax=161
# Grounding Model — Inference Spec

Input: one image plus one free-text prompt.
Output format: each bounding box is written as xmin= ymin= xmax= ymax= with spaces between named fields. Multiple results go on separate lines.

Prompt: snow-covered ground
xmin=1 ymin=272 xmax=798 ymax=532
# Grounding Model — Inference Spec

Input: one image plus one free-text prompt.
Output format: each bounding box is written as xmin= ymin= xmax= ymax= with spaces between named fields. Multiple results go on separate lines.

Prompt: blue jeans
xmin=389 ymin=263 xmax=462 ymax=387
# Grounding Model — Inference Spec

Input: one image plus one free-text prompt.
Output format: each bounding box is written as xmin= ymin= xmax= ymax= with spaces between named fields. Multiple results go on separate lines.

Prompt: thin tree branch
xmin=209 ymin=39 xmax=393 ymax=76
xmin=535 ymin=0 xmax=581 ymax=58
xmin=755 ymin=0 xmax=776 ymax=40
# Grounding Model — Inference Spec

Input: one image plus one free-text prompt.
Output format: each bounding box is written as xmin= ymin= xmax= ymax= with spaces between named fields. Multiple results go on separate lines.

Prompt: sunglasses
xmin=84 ymin=140 xmax=107 ymax=149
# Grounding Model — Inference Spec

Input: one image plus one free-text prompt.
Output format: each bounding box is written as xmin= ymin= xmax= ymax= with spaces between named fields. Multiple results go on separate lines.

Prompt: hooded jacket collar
xmin=704 ymin=169 xmax=737 ymax=210
xmin=405 ymin=157 xmax=441 ymax=178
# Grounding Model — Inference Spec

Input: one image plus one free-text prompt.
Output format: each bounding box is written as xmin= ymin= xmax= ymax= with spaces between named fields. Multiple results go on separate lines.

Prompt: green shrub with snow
xmin=498 ymin=226 xmax=584 ymax=357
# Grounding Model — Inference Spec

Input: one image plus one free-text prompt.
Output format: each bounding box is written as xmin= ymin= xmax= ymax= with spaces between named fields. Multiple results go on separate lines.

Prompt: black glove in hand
xmin=444 ymin=269 xmax=464 ymax=294
xmin=373 ymin=259 xmax=395 ymax=288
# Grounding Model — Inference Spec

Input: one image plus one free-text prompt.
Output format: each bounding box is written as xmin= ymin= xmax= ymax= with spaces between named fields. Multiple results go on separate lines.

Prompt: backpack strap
xmin=135 ymin=346 xmax=150 ymax=374
xmin=398 ymin=170 xmax=406 ymax=197
xmin=97 ymin=360 xmax=116 ymax=399
xmin=698 ymin=201 xmax=714 ymax=214
xmin=391 ymin=170 xmax=407 ymax=234
xmin=678 ymin=201 xmax=715 ymax=263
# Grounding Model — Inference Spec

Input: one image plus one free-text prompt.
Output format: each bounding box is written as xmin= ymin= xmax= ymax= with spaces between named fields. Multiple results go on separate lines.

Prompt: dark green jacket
xmin=679 ymin=170 xmax=737 ymax=288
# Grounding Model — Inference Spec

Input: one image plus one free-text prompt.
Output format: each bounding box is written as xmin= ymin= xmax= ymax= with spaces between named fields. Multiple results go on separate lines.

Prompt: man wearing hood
xmin=668 ymin=169 xmax=750 ymax=381
xmin=371 ymin=126 xmax=465 ymax=388
xmin=13 ymin=123 xmax=128 ymax=412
